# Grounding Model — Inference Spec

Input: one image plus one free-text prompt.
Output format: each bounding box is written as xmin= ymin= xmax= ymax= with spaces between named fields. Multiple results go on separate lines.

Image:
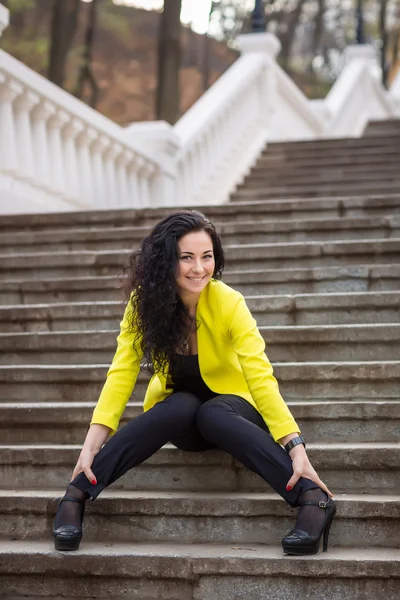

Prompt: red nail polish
xmin=91 ymin=479 xmax=97 ymax=485
xmin=286 ymin=485 xmax=292 ymax=491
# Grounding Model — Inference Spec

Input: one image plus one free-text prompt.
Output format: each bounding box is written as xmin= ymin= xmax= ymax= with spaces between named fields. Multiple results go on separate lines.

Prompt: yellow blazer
xmin=91 ymin=279 xmax=300 ymax=442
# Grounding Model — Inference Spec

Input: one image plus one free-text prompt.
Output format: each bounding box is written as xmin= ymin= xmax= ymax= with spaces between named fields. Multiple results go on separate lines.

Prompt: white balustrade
xmin=0 ymin=0 xmax=399 ymax=215
xmin=0 ymin=75 xmax=20 ymax=175
xmin=14 ymin=89 xmax=39 ymax=182
xmin=0 ymin=37 xmax=162 ymax=214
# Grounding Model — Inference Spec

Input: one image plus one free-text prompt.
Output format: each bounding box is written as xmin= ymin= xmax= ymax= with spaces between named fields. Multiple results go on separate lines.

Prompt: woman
xmin=53 ymin=210 xmax=336 ymax=555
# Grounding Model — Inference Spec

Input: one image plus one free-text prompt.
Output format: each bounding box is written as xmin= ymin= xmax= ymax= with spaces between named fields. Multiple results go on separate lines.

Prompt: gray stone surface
xmin=1 ymin=291 xmax=400 ymax=332
xmin=1 ymin=128 xmax=400 ymax=598
xmin=0 ymin=490 xmax=399 ymax=547
xmin=0 ymin=443 xmax=398 ymax=493
xmin=2 ymin=323 xmax=400 ymax=364
xmin=1 ymin=238 xmax=400 ymax=280
xmin=1 ymin=399 xmax=398 ymax=444
xmin=2 ymin=214 xmax=400 ymax=254
xmin=0 ymin=542 xmax=399 ymax=600
xmin=2 ymin=264 xmax=400 ymax=304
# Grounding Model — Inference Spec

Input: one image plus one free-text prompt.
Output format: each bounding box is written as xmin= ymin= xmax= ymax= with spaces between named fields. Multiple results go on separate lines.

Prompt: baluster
xmin=48 ymin=109 xmax=69 ymax=197
xmin=0 ymin=76 xmax=21 ymax=175
xmin=104 ymin=142 xmax=122 ymax=208
xmin=62 ymin=118 xmax=84 ymax=203
xmin=13 ymin=89 xmax=39 ymax=183
xmin=91 ymin=134 xmax=110 ymax=208
xmin=135 ymin=157 xmax=154 ymax=208
xmin=115 ymin=150 xmax=132 ymax=207
xmin=76 ymin=126 xmax=97 ymax=207
xmin=127 ymin=156 xmax=141 ymax=208
xmin=31 ymin=100 xmax=56 ymax=191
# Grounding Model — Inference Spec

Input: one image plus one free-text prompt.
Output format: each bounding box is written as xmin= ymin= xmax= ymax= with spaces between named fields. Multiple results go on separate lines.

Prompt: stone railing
xmin=0 ymin=2 xmax=399 ymax=214
xmin=0 ymin=49 xmax=168 ymax=215
xmin=312 ymin=45 xmax=399 ymax=136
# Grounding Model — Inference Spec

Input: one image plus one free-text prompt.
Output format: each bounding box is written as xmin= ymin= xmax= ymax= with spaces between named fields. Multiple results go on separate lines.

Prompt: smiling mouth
xmin=187 ymin=276 xmax=206 ymax=282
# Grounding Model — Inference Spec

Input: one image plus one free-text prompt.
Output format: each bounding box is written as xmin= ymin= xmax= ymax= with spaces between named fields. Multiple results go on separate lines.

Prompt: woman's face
xmin=176 ymin=230 xmax=215 ymax=300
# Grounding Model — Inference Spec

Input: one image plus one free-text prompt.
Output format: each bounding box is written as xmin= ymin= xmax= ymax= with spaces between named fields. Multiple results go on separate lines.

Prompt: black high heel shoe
xmin=281 ymin=493 xmax=336 ymax=555
xmin=53 ymin=495 xmax=85 ymax=551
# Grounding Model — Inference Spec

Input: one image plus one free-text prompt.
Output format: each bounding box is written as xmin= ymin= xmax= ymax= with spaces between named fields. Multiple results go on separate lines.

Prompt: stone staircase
xmin=0 ymin=119 xmax=399 ymax=599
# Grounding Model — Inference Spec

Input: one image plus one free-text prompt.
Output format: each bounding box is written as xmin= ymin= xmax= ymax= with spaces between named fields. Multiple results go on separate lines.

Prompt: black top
xmin=170 ymin=353 xmax=216 ymax=401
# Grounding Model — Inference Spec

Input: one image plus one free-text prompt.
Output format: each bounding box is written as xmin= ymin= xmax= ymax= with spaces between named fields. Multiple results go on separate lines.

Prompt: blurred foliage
xmin=5 ymin=0 xmax=35 ymax=10
xmin=98 ymin=1 xmax=132 ymax=41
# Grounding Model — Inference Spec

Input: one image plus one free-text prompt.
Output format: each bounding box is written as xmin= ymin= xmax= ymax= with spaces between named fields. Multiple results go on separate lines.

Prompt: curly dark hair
xmin=123 ymin=210 xmax=224 ymax=375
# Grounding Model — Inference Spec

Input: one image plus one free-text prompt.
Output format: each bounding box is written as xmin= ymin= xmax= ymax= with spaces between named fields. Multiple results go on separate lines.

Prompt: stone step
xmin=0 ymin=400 xmax=398 ymax=444
xmin=363 ymin=119 xmax=400 ymax=136
xmin=1 ymin=324 xmax=399 ymax=365
xmin=1 ymin=490 xmax=398 ymax=549
xmin=2 ymin=239 xmax=400 ymax=279
xmin=239 ymin=166 xmax=400 ymax=188
xmin=1 ymin=194 xmax=399 ymax=232
xmin=0 ymin=442 xmax=398 ymax=493
xmin=231 ymin=180 xmax=400 ymax=200
xmin=262 ymin=135 xmax=400 ymax=153
xmin=254 ymin=153 xmax=400 ymax=172
xmin=0 ymin=361 xmax=398 ymax=402
xmin=2 ymin=215 xmax=400 ymax=254
xmin=2 ymin=291 xmax=398 ymax=332
xmin=1 ymin=264 xmax=398 ymax=305
xmin=1 ymin=541 xmax=398 ymax=600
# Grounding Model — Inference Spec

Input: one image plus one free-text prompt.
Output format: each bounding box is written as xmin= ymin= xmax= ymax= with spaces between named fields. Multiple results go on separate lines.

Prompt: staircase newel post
xmin=124 ymin=121 xmax=180 ymax=207
xmin=236 ymin=33 xmax=282 ymax=136
xmin=0 ymin=3 xmax=9 ymax=37
xmin=0 ymin=76 xmax=21 ymax=176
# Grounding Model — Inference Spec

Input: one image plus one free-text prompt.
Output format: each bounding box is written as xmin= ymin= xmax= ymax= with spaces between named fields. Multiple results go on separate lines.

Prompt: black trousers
xmin=72 ymin=392 xmax=319 ymax=507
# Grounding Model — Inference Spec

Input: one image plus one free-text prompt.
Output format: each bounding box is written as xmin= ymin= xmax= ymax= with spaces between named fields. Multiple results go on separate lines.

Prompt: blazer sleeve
xmin=90 ymin=299 xmax=143 ymax=434
xmin=228 ymin=292 xmax=300 ymax=442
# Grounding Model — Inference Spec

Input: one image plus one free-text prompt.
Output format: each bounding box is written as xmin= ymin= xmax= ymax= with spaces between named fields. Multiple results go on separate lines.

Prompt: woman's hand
xmin=70 ymin=423 xmax=111 ymax=485
xmin=70 ymin=446 xmax=100 ymax=485
xmin=286 ymin=446 xmax=334 ymax=498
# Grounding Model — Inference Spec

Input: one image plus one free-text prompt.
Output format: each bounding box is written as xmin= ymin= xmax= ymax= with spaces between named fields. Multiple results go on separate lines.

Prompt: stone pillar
xmin=236 ymin=33 xmax=282 ymax=133
xmin=14 ymin=89 xmax=40 ymax=182
xmin=0 ymin=3 xmax=9 ymax=38
xmin=125 ymin=121 xmax=180 ymax=206
xmin=0 ymin=77 xmax=21 ymax=174
xmin=31 ymin=100 xmax=56 ymax=190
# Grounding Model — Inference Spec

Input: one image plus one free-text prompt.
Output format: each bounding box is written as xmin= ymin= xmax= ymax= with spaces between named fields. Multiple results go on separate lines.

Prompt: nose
xmin=191 ymin=259 xmax=204 ymax=273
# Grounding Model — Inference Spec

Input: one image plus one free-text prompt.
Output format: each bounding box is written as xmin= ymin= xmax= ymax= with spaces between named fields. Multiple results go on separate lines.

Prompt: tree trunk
xmin=74 ymin=0 xmax=99 ymax=108
xmin=202 ymin=1 xmax=215 ymax=92
xmin=380 ymin=0 xmax=389 ymax=88
xmin=311 ymin=0 xmax=325 ymax=63
xmin=280 ymin=0 xmax=307 ymax=68
xmin=156 ymin=0 xmax=182 ymax=124
xmin=48 ymin=0 xmax=81 ymax=89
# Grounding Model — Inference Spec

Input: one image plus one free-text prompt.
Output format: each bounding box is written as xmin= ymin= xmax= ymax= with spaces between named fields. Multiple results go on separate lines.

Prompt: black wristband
xmin=284 ymin=436 xmax=306 ymax=453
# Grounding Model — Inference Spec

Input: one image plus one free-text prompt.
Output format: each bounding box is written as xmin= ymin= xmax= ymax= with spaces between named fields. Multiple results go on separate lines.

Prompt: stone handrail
xmin=0 ymin=47 xmax=165 ymax=215
xmin=316 ymin=45 xmax=398 ymax=136
xmin=171 ymin=33 xmax=325 ymax=206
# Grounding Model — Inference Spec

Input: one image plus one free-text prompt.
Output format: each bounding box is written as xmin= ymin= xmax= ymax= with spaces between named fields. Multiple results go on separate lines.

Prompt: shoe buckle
xmin=319 ymin=501 xmax=327 ymax=508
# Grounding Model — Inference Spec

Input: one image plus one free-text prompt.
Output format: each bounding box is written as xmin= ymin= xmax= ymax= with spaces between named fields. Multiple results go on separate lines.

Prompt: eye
xmin=204 ymin=255 xmax=213 ymax=259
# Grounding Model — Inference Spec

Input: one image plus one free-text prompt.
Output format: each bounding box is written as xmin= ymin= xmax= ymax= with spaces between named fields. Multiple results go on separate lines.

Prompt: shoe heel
xmin=54 ymin=535 xmax=82 ymax=552
xmin=322 ymin=517 xmax=333 ymax=552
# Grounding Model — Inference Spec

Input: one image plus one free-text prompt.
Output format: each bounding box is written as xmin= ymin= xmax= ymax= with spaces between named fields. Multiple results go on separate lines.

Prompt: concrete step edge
xmin=2 ymin=215 xmax=400 ymax=246
xmin=0 ymin=540 xmax=399 ymax=578
xmin=1 ymin=194 xmax=399 ymax=230
xmin=1 ymin=490 xmax=398 ymax=518
xmin=2 ymin=237 xmax=400 ymax=259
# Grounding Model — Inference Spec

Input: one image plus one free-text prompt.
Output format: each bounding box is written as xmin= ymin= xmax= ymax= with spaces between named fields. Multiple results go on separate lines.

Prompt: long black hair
xmin=123 ymin=210 xmax=224 ymax=374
